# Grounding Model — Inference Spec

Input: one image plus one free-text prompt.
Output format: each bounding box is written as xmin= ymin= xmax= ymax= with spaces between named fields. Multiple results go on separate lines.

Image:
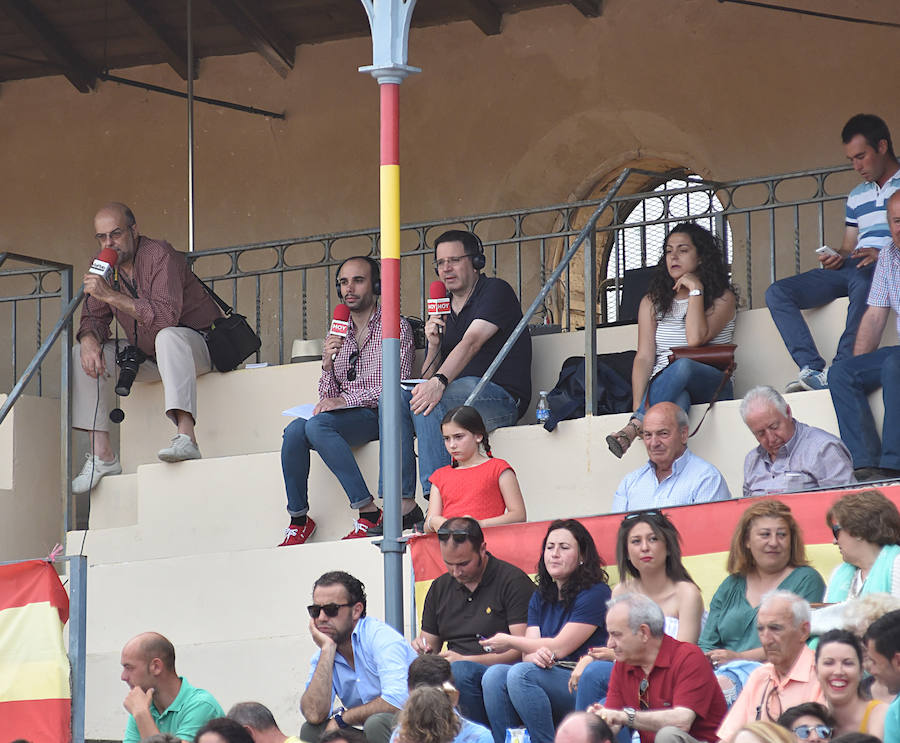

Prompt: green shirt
xmin=123 ymin=677 xmax=223 ymax=743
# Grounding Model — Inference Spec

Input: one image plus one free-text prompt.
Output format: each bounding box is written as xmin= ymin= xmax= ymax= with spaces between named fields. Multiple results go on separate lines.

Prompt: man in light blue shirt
xmin=611 ymin=402 xmax=730 ymax=512
xmin=300 ymin=571 xmax=416 ymax=743
xmin=863 ymin=609 xmax=900 ymax=742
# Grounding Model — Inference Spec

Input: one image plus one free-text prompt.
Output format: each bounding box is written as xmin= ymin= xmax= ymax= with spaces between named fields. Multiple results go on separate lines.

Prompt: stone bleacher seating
xmin=34 ymin=297 xmax=894 ymax=739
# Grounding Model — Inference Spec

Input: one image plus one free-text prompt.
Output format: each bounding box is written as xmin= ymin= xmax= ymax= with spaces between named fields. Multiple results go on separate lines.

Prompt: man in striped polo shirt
xmin=829 ymin=190 xmax=900 ymax=482
xmin=766 ymin=114 xmax=900 ymax=392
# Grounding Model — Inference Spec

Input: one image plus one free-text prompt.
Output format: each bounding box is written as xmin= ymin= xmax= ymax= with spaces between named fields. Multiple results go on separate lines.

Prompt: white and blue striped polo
xmin=846 ymin=167 xmax=900 ymax=249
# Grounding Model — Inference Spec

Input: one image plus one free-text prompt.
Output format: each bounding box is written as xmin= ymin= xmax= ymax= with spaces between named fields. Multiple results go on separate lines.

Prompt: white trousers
xmin=72 ymin=327 xmax=212 ymax=432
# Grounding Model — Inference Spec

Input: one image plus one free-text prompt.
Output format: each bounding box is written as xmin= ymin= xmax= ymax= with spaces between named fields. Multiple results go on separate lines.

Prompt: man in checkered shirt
xmin=279 ymin=256 xmax=417 ymax=545
xmin=71 ymin=203 xmax=222 ymax=495
xmin=829 ymin=190 xmax=900 ymax=482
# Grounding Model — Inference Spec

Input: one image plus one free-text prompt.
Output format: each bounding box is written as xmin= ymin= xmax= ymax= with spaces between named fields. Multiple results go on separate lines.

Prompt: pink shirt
xmin=717 ymin=645 xmax=824 ymax=741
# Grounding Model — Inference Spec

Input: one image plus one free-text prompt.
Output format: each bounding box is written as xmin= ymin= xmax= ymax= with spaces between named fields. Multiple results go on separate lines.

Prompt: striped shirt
xmin=318 ymin=304 xmax=414 ymax=408
xmin=652 ymin=298 xmax=736 ymax=375
xmin=845 ymin=168 xmax=900 ymax=249
xmin=77 ymin=236 xmax=222 ymax=357
xmin=867 ymin=240 xmax=900 ymax=334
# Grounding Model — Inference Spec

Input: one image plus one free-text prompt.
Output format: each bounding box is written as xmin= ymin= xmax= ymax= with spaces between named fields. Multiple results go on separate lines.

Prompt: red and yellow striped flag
xmin=0 ymin=559 xmax=71 ymax=743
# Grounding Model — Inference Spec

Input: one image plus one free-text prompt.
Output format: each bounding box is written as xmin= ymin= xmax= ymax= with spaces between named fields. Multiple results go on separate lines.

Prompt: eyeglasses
xmin=95 ymin=227 xmax=128 ymax=242
xmin=307 ymin=602 xmax=353 ymax=619
xmin=831 ymin=523 xmax=843 ymax=540
xmin=638 ymin=678 xmax=650 ymax=710
xmin=792 ymin=724 xmax=832 ymax=740
xmin=346 ymin=351 xmax=360 ymax=382
xmin=433 ymin=255 xmax=472 ymax=271
xmin=437 ymin=526 xmax=472 ymax=544
xmin=755 ymin=681 xmax=782 ymax=721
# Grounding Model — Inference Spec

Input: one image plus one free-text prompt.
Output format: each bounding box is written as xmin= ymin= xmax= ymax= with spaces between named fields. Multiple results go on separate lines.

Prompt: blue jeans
xmin=573 ymin=660 xmax=613 ymax=710
xmin=765 ymin=257 xmax=875 ymax=371
xmin=634 ymin=358 xmax=734 ymax=421
xmin=829 ymin=346 xmax=900 ymax=470
xmin=281 ymin=407 xmax=380 ymax=516
xmin=451 ymin=660 xmax=490 ymax=726
xmin=482 ymin=663 xmax=575 ymax=743
xmin=400 ymin=376 xmax=519 ymax=495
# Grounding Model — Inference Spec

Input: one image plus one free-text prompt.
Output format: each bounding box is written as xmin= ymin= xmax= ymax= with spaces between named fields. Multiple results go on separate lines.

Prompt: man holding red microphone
xmin=279 ymin=255 xmax=416 ymax=545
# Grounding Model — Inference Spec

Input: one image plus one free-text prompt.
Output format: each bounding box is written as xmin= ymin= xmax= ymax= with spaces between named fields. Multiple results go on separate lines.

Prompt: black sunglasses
xmin=346 ymin=351 xmax=360 ymax=382
xmin=307 ymin=602 xmax=353 ymax=619
xmin=623 ymin=509 xmax=665 ymax=523
xmin=638 ymin=678 xmax=649 ymax=710
xmin=792 ymin=724 xmax=832 ymax=740
xmin=831 ymin=523 xmax=842 ymax=540
xmin=437 ymin=527 xmax=472 ymax=544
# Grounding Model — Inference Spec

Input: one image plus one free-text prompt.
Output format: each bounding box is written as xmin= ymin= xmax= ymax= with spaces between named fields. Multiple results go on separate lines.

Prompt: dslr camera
xmin=114 ymin=345 xmax=147 ymax=397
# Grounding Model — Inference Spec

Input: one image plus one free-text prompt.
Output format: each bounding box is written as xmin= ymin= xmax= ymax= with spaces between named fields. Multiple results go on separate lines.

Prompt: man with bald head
xmin=554 ymin=712 xmax=614 ymax=743
xmin=72 ymin=203 xmax=222 ymax=494
xmin=120 ymin=631 xmax=223 ymax=743
xmin=611 ymin=402 xmax=730 ymax=512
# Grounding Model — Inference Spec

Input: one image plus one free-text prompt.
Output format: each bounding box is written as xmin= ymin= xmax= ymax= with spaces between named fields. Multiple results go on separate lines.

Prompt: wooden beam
xmin=569 ymin=0 xmax=604 ymax=18
xmin=0 ymin=0 xmax=94 ymax=92
xmin=122 ymin=0 xmax=192 ymax=81
xmin=208 ymin=0 xmax=294 ymax=78
xmin=460 ymin=0 xmax=502 ymax=36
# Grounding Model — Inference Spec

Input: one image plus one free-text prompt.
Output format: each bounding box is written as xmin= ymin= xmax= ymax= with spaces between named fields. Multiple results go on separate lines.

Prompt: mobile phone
xmin=816 ymin=245 xmax=840 ymax=259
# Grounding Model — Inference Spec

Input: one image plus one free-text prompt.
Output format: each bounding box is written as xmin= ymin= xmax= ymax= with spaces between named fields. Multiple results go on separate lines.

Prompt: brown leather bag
xmin=667 ymin=343 xmax=737 ymax=372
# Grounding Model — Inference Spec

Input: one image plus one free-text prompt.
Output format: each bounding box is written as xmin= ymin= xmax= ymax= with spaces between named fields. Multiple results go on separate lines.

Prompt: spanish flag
xmin=409 ymin=486 xmax=900 ymax=614
xmin=0 ymin=559 xmax=71 ymax=743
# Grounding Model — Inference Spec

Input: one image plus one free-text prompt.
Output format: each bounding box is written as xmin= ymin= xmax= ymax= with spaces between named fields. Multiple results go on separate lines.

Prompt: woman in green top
xmin=699 ymin=499 xmax=826 ymax=703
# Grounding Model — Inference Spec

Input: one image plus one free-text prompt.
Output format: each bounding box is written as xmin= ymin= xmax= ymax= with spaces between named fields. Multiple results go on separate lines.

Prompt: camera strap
xmin=117 ymin=272 xmax=150 ymax=361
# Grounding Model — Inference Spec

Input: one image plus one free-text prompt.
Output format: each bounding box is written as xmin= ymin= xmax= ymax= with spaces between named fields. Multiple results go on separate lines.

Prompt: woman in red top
xmin=423 ymin=406 xmax=526 ymax=533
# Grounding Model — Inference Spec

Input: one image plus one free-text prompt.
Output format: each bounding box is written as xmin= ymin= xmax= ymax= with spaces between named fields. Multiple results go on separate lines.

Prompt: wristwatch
xmin=332 ymin=708 xmax=349 ymax=729
xmin=688 ymin=289 xmax=703 ymax=297
xmin=434 ymin=372 xmax=449 ymax=387
xmin=623 ymin=707 xmax=636 ymax=727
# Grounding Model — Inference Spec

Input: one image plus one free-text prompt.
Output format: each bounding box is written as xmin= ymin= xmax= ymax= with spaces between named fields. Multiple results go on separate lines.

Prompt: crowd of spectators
xmin=74 ymin=114 xmax=900 ymax=743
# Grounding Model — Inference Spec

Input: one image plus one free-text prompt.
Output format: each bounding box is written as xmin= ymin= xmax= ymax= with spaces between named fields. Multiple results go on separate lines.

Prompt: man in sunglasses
xmin=593 ymin=593 xmax=725 ymax=743
xmin=717 ymin=592 xmax=823 ymax=742
xmin=300 ymin=572 xmax=416 ymax=743
xmin=411 ymin=518 xmax=535 ymax=727
xmin=864 ymin=609 xmax=900 ymax=742
xmin=279 ymin=256 xmax=417 ymax=545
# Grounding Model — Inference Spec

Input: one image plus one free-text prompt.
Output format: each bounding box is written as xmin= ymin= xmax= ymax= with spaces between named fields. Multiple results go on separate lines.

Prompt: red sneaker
xmin=278 ymin=517 xmax=317 ymax=546
xmin=342 ymin=512 xmax=383 ymax=540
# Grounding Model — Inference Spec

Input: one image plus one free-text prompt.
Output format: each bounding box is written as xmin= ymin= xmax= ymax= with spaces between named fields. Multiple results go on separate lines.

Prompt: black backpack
xmin=543 ymin=350 xmax=636 ymax=431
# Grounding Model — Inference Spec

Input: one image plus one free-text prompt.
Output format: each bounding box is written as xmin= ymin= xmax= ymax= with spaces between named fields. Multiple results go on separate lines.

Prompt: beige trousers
xmin=72 ymin=327 xmax=212 ymax=432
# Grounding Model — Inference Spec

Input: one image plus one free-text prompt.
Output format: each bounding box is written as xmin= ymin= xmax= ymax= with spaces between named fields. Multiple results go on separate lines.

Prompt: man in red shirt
xmin=591 ymin=593 xmax=725 ymax=743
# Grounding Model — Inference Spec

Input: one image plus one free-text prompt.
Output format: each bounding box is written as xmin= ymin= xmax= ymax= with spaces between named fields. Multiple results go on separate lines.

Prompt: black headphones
xmin=335 ymin=255 xmax=381 ymax=300
xmin=433 ymin=229 xmax=486 ymax=275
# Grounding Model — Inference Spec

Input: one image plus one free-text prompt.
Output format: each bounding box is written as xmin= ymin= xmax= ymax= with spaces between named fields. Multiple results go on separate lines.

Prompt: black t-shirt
xmin=420 ymin=554 xmax=536 ymax=656
xmin=441 ymin=275 xmax=533 ymax=417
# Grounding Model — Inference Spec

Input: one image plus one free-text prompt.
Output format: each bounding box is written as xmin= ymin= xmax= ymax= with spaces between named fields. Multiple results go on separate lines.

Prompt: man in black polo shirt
xmin=400 ymin=229 xmax=532 ymax=504
xmin=411 ymin=517 xmax=536 ymax=727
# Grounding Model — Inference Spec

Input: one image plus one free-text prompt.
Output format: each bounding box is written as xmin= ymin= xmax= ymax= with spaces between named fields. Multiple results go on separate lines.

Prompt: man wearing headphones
xmin=401 ymin=230 xmax=532 ymax=502
xmin=279 ymin=256 xmax=416 ymax=545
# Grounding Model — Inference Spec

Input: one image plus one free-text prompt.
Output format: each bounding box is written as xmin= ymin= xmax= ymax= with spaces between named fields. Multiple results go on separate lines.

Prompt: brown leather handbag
xmin=665 ymin=343 xmax=737 ymax=435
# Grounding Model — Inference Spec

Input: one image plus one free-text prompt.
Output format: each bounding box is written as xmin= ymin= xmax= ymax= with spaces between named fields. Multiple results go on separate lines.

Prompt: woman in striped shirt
xmin=607 ymin=222 xmax=738 ymax=458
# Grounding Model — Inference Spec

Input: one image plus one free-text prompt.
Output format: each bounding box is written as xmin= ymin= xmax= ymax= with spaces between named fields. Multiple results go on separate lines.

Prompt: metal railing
xmin=0 ymin=253 xmax=74 ymax=532
xmin=184 ymin=163 xmax=854 ymax=365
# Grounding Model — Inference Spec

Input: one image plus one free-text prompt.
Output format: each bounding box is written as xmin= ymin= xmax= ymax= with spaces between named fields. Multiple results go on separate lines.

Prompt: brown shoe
xmin=606 ymin=419 xmax=642 ymax=459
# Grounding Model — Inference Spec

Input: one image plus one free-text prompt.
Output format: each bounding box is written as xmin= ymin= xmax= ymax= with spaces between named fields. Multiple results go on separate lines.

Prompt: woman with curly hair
xmin=606 ymin=222 xmax=738 ymax=457
xmin=480 ymin=519 xmax=611 ymax=743
xmin=699 ymin=499 xmax=825 ymax=704
xmin=395 ymin=686 xmax=461 ymax=743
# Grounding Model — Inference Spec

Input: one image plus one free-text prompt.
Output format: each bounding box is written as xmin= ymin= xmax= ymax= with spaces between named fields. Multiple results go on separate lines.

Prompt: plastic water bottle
xmin=536 ymin=391 xmax=550 ymax=424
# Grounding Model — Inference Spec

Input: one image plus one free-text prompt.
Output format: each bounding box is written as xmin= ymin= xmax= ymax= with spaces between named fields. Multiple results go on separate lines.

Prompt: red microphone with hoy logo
xmin=427 ymin=281 xmax=450 ymax=316
xmin=89 ymin=247 xmax=118 ymax=280
xmin=329 ymin=304 xmax=351 ymax=362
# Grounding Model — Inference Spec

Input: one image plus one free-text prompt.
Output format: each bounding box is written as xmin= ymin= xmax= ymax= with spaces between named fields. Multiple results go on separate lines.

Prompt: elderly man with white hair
xmin=740 ymin=385 xmax=855 ymax=497
xmin=717 ymin=591 xmax=824 ymax=741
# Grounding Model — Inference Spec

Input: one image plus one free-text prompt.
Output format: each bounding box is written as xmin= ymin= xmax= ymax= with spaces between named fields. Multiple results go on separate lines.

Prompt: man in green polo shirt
xmin=121 ymin=631 xmax=224 ymax=743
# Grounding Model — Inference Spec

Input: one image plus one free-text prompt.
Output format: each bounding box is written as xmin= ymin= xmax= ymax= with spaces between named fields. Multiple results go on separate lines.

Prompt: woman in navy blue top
xmin=479 ymin=519 xmax=611 ymax=743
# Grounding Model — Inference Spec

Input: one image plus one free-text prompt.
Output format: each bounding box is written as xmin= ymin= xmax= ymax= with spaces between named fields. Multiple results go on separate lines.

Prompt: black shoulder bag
xmin=195 ymin=277 xmax=262 ymax=372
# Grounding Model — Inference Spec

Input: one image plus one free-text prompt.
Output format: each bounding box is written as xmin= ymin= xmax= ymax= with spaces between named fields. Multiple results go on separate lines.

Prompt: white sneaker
xmin=72 ymin=453 xmax=121 ymax=494
xmin=157 ymin=434 xmax=202 ymax=463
